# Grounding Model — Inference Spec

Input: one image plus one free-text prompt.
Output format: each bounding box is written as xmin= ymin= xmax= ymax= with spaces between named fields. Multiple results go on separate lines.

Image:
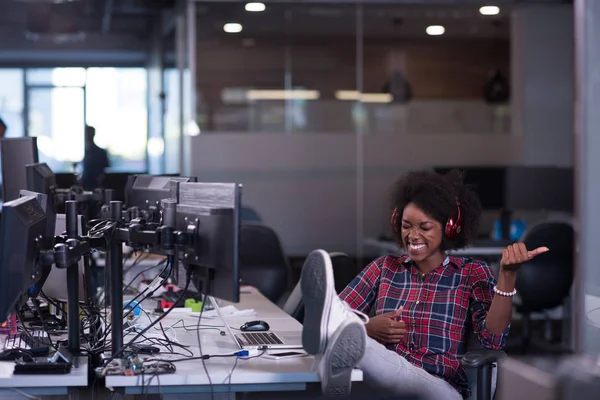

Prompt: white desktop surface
xmin=106 ymin=288 xmax=362 ymax=395
xmin=0 ymin=356 xmax=88 ymax=396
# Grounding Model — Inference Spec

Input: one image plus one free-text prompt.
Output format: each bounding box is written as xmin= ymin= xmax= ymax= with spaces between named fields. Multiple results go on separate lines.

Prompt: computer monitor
xmin=505 ymin=166 xmax=574 ymax=212
xmin=125 ymin=175 xmax=198 ymax=222
xmin=434 ymin=166 xmax=507 ymax=210
xmin=0 ymin=137 xmax=39 ymax=202
xmin=99 ymin=172 xmax=134 ymax=202
xmin=0 ymin=195 xmax=47 ymax=321
xmin=175 ymin=182 xmax=241 ymax=303
xmin=26 ymin=162 xmax=57 ymax=195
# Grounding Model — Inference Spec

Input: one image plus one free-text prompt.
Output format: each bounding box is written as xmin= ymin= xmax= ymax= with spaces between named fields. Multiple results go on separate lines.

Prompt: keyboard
xmin=240 ymin=332 xmax=284 ymax=346
xmin=3 ymin=332 xmax=52 ymax=351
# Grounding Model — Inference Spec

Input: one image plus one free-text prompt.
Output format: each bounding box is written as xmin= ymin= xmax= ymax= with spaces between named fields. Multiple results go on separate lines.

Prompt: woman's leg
xmin=357 ymin=337 xmax=461 ymax=400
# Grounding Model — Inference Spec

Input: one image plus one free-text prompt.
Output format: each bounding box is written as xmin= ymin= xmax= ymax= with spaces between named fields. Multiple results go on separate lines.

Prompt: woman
xmin=300 ymin=169 xmax=548 ymax=399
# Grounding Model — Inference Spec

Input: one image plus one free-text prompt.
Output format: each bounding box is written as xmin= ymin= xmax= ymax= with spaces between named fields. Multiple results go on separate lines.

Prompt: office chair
xmin=239 ymin=222 xmax=291 ymax=304
xmin=283 ymin=252 xmax=356 ymax=322
xmin=513 ymin=221 xmax=574 ymax=354
xmin=329 ymin=252 xmax=359 ymax=293
xmin=241 ymin=206 xmax=262 ymax=222
xmin=461 ymin=329 xmax=506 ymax=400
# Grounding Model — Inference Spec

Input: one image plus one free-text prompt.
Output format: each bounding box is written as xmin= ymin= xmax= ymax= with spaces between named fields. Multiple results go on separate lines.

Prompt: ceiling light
xmin=246 ymin=90 xmax=320 ymax=101
xmin=426 ymin=25 xmax=445 ymax=36
xmin=245 ymin=2 xmax=266 ymax=12
xmin=335 ymin=91 xmax=393 ymax=104
xmin=223 ymin=23 xmax=243 ymax=33
xmin=479 ymin=6 xmax=500 ymax=16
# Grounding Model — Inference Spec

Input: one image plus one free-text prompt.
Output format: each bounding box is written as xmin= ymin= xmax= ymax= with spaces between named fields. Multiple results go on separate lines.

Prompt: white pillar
xmin=575 ymin=0 xmax=600 ymax=356
xmin=511 ymin=4 xmax=574 ymax=167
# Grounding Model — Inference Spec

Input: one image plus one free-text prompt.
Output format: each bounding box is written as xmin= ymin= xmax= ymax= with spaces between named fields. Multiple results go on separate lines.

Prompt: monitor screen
xmin=505 ymin=166 xmax=574 ymax=212
xmin=434 ymin=166 xmax=507 ymax=210
xmin=0 ymin=195 xmax=47 ymax=321
xmin=175 ymin=182 xmax=241 ymax=303
xmin=0 ymin=137 xmax=39 ymax=202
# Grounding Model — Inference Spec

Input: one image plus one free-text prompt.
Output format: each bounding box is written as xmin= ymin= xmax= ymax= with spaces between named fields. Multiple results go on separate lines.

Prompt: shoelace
xmin=340 ymin=299 xmax=370 ymax=324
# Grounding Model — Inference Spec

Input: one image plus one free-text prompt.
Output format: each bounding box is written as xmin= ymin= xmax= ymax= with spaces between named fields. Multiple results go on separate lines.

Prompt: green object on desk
xmin=185 ymin=298 xmax=203 ymax=312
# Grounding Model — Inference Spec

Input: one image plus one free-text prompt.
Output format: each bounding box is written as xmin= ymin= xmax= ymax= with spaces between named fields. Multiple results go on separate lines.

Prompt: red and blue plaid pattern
xmin=339 ymin=254 xmax=508 ymax=399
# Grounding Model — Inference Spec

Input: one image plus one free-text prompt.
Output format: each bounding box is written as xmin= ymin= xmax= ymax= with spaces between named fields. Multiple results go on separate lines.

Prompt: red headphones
xmin=391 ymin=199 xmax=463 ymax=240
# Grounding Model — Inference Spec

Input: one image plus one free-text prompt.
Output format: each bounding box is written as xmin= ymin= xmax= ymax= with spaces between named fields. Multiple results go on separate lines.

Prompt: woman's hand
xmin=500 ymin=242 xmax=549 ymax=272
xmin=365 ymin=307 xmax=406 ymax=344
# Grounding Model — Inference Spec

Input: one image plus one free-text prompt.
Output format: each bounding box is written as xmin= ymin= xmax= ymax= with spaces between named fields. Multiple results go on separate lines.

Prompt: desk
xmin=106 ymin=287 xmax=363 ymax=397
xmin=364 ymin=237 xmax=506 ymax=258
xmin=0 ymin=357 xmax=88 ymax=398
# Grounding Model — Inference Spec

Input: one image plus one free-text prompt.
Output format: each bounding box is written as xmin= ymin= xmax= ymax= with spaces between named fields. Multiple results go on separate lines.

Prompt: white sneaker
xmin=300 ymin=249 xmax=369 ymax=355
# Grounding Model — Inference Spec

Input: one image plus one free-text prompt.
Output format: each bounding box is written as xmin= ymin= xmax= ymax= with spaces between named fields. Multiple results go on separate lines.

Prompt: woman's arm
xmin=485 ymin=269 xmax=517 ymax=334
xmin=483 ymin=242 xmax=548 ymax=334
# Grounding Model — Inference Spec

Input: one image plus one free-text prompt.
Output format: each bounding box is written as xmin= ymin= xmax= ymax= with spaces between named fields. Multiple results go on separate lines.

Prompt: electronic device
xmin=13 ymin=361 xmax=72 ymax=374
xmin=0 ymin=195 xmax=47 ymax=321
xmin=214 ymin=298 xmax=302 ymax=350
xmin=0 ymin=348 xmax=34 ymax=362
xmin=263 ymin=351 xmax=309 ymax=360
xmin=505 ymin=166 xmax=574 ymax=212
xmin=434 ymin=166 xmax=507 ymax=210
xmin=42 ymin=213 xmax=87 ymax=302
xmin=445 ymin=200 xmax=463 ymax=240
xmin=3 ymin=332 xmax=51 ymax=354
xmin=175 ymin=182 xmax=242 ymax=303
xmin=240 ymin=320 xmax=270 ymax=332
xmin=125 ymin=174 xmax=197 ymax=222
xmin=0 ymin=137 xmax=39 ymax=202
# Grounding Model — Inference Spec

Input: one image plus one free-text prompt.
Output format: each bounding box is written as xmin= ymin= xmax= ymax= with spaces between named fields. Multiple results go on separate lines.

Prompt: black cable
xmin=103 ymin=274 xmax=191 ymax=364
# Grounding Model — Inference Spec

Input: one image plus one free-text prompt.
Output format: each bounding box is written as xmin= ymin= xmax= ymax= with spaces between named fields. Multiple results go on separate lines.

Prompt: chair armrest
xmin=461 ymin=349 xmax=507 ymax=369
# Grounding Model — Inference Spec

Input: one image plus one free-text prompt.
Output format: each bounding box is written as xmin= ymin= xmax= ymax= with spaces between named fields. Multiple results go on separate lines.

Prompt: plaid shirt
xmin=339 ymin=254 xmax=509 ymax=399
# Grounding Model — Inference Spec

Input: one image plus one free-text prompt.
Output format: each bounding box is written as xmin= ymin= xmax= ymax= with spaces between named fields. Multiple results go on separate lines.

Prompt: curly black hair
xmin=390 ymin=169 xmax=482 ymax=250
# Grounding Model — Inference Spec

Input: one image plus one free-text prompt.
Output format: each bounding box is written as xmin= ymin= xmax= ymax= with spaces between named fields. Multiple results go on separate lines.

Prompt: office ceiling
xmin=0 ymin=0 xmax=176 ymax=42
xmin=196 ymin=3 xmax=512 ymax=39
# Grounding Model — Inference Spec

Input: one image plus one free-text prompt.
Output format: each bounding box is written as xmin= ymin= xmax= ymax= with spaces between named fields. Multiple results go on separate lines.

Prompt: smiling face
xmin=401 ymin=202 xmax=445 ymax=263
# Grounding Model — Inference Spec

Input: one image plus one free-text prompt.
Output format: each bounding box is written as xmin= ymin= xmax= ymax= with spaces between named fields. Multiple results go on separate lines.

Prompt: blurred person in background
xmin=80 ymin=125 xmax=110 ymax=191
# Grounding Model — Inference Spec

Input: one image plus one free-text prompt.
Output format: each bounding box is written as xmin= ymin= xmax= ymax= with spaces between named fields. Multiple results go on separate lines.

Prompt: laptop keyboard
xmin=3 ymin=332 xmax=52 ymax=350
xmin=241 ymin=332 xmax=284 ymax=346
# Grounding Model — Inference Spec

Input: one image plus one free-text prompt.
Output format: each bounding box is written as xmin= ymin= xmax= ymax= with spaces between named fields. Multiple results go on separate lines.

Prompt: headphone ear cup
xmin=445 ymin=202 xmax=463 ymax=240
xmin=390 ymin=208 xmax=399 ymax=233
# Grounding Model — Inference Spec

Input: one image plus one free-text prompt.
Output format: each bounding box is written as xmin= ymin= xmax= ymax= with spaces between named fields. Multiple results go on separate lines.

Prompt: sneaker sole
xmin=301 ymin=249 xmax=335 ymax=355
xmin=321 ymin=321 xmax=366 ymax=397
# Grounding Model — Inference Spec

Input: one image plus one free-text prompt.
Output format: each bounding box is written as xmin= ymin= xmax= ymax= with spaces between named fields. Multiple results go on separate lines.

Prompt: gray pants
xmin=357 ymin=337 xmax=463 ymax=400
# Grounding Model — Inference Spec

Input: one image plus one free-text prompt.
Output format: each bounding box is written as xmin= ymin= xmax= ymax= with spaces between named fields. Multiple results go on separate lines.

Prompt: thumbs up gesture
xmin=500 ymin=243 xmax=550 ymax=272
xmin=365 ymin=306 xmax=406 ymax=344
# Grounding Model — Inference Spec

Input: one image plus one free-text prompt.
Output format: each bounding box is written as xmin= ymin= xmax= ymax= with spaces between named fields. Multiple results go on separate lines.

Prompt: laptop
xmin=212 ymin=296 xmax=303 ymax=350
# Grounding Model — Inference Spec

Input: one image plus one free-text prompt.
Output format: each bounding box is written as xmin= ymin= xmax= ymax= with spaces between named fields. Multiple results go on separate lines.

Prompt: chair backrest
xmin=282 ymin=280 xmax=304 ymax=322
xmin=241 ymin=206 xmax=262 ymax=222
xmin=516 ymin=221 xmax=574 ymax=312
xmin=329 ymin=252 xmax=357 ymax=294
xmin=239 ymin=222 xmax=290 ymax=303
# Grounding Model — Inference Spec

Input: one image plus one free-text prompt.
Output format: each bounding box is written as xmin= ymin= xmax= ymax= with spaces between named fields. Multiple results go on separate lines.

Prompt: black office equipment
xmin=0 ymin=195 xmax=47 ymax=321
xmin=434 ymin=166 xmax=507 ymax=210
xmin=239 ymin=223 xmax=290 ymax=303
xmin=505 ymin=166 xmax=574 ymax=212
xmin=3 ymin=332 xmax=52 ymax=352
xmin=99 ymin=172 xmax=135 ymax=202
xmin=125 ymin=174 xmax=197 ymax=223
xmin=175 ymin=182 xmax=242 ymax=303
xmin=240 ymin=320 xmax=270 ymax=332
xmin=0 ymin=137 xmax=39 ymax=202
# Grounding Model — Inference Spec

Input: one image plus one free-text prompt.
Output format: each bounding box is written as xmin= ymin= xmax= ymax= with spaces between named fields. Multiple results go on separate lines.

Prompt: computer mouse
xmin=0 ymin=349 xmax=34 ymax=362
xmin=240 ymin=320 xmax=270 ymax=332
